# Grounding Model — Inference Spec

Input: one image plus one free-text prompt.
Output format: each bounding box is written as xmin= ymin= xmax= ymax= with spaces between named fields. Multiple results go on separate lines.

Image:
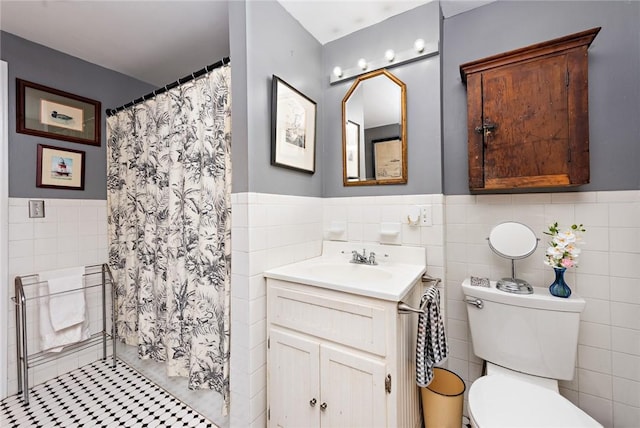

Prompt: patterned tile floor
xmin=0 ymin=359 xmax=219 ymax=427
xmin=116 ymin=343 xmax=227 ymax=427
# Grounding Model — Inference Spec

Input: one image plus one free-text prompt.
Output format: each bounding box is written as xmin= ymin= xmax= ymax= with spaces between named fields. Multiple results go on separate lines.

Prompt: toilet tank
xmin=462 ymin=278 xmax=586 ymax=380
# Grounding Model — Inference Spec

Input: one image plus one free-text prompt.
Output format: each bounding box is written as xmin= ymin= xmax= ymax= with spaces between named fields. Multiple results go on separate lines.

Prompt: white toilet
xmin=462 ymin=278 xmax=602 ymax=428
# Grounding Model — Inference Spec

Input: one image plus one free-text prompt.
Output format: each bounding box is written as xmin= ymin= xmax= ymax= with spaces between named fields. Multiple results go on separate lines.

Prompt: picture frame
xmin=36 ymin=144 xmax=86 ymax=190
xmin=373 ymin=137 xmax=403 ymax=180
xmin=271 ymin=75 xmax=317 ymax=174
xmin=17 ymin=78 xmax=101 ymax=146
xmin=345 ymin=120 xmax=360 ymax=180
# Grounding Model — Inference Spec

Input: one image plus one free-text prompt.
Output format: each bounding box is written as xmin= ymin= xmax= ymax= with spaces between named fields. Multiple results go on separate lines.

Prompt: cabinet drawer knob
xmin=320 ymin=402 xmax=328 ymax=411
xmin=309 ymin=398 xmax=317 ymax=407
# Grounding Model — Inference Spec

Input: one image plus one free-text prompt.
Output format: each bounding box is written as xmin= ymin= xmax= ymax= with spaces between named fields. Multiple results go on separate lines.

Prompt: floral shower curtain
xmin=106 ymin=65 xmax=231 ymax=407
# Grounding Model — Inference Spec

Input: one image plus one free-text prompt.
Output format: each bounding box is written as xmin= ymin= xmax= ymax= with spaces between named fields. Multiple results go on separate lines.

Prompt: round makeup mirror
xmin=488 ymin=222 xmax=538 ymax=294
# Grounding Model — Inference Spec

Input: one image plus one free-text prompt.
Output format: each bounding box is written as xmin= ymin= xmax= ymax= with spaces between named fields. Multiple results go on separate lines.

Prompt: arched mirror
xmin=342 ymin=69 xmax=407 ymax=186
xmin=488 ymin=221 xmax=539 ymax=294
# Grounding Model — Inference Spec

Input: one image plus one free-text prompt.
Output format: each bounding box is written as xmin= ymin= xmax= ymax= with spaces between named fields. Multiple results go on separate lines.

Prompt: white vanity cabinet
xmin=266 ymin=278 xmax=422 ymax=428
xmin=269 ymin=328 xmax=386 ymax=427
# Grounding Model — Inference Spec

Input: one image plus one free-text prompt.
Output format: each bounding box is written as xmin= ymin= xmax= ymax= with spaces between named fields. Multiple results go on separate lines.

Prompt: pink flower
xmin=561 ymin=258 xmax=575 ymax=268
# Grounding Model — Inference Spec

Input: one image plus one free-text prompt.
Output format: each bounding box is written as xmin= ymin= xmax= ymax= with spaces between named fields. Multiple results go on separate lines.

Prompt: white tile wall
xmin=229 ymin=192 xmax=444 ymax=428
xmin=444 ymin=190 xmax=640 ymax=428
xmin=12 ymin=192 xmax=636 ymax=427
xmin=6 ymin=198 xmax=109 ymax=395
xmin=229 ymin=192 xmax=323 ymax=428
xmin=323 ymin=194 xmax=445 ymax=281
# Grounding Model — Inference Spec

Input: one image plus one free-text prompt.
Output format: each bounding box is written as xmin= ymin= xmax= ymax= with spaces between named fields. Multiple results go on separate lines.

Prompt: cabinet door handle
xmin=474 ymin=122 xmax=497 ymax=136
xmin=309 ymin=398 xmax=317 ymax=407
xmin=320 ymin=402 xmax=328 ymax=411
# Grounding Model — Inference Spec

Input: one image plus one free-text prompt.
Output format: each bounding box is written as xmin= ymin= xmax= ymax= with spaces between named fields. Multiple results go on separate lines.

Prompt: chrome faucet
xmin=351 ymin=248 xmax=378 ymax=265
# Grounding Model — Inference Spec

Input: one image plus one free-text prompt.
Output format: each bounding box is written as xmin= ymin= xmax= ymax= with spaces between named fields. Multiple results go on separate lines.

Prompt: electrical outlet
xmin=419 ymin=205 xmax=432 ymax=226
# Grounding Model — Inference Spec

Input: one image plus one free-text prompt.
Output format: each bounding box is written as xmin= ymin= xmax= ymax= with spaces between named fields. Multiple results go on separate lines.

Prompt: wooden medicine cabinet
xmin=460 ymin=27 xmax=600 ymax=191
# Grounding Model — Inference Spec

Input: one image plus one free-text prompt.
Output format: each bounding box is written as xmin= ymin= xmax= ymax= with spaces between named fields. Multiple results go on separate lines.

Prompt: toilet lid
xmin=469 ymin=375 xmax=602 ymax=427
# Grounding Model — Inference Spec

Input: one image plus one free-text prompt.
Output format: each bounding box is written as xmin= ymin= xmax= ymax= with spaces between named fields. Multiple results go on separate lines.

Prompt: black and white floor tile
xmin=116 ymin=343 xmax=227 ymax=426
xmin=0 ymin=360 xmax=219 ymax=427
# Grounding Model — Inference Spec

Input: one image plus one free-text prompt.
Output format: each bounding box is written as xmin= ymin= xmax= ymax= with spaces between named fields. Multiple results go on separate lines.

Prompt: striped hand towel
xmin=415 ymin=286 xmax=449 ymax=387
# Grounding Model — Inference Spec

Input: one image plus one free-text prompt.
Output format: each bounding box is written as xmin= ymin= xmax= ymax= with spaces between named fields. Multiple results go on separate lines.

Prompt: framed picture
xmin=271 ymin=75 xmax=317 ymax=174
xmin=345 ymin=120 xmax=360 ymax=180
xmin=373 ymin=137 xmax=403 ymax=180
xmin=36 ymin=144 xmax=86 ymax=190
xmin=17 ymin=78 xmax=101 ymax=146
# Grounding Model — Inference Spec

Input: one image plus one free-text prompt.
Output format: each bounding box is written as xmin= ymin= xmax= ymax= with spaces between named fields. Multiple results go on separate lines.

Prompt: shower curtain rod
xmin=106 ymin=56 xmax=230 ymax=116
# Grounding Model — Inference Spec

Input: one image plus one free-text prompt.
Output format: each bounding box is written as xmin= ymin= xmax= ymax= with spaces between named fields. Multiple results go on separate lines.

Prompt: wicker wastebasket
xmin=421 ymin=368 xmax=466 ymax=428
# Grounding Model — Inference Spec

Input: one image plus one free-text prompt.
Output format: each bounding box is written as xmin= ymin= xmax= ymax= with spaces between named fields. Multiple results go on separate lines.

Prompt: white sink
xmin=306 ymin=263 xmax=394 ymax=282
xmin=263 ymin=241 xmax=426 ymax=301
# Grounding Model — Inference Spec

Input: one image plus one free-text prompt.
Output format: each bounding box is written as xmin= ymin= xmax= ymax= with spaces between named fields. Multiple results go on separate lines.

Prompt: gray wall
xmin=8 ymin=1 xmax=635 ymax=199
xmin=229 ymin=1 xmax=250 ymax=194
xmin=1 ymin=31 xmax=156 ymax=200
xmin=442 ymin=1 xmax=640 ymax=195
xmin=323 ymin=2 xmax=442 ymax=197
xmin=230 ymin=0 xmax=324 ymax=197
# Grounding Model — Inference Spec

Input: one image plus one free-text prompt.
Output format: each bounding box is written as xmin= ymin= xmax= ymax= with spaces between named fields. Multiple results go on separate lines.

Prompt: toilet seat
xmin=468 ymin=375 xmax=602 ymax=427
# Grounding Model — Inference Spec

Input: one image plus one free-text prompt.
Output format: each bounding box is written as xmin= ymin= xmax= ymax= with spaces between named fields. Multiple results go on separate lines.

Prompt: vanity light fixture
xmin=385 ymin=49 xmax=395 ymax=62
xmin=330 ymin=37 xmax=438 ymax=84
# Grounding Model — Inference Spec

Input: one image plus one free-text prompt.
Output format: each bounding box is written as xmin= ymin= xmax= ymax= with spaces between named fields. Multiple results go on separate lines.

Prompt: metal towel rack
xmin=397 ymin=274 xmax=442 ymax=314
xmin=12 ymin=263 xmax=117 ymax=404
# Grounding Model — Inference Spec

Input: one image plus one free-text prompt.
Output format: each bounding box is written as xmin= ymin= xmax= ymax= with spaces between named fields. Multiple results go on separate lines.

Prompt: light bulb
xmin=384 ymin=49 xmax=395 ymax=62
xmin=333 ymin=66 xmax=343 ymax=78
xmin=357 ymin=58 xmax=368 ymax=70
xmin=414 ymin=38 xmax=425 ymax=53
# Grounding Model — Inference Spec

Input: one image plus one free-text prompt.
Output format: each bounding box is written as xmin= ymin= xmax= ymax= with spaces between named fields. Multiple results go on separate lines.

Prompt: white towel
xmin=415 ymin=286 xmax=449 ymax=387
xmin=39 ymin=267 xmax=86 ymax=331
xmin=37 ymin=267 xmax=88 ymax=352
xmin=38 ymin=283 xmax=89 ymax=352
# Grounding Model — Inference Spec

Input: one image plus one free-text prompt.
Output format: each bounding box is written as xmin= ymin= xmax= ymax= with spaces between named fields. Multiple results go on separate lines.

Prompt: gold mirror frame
xmin=342 ymin=69 xmax=407 ymax=186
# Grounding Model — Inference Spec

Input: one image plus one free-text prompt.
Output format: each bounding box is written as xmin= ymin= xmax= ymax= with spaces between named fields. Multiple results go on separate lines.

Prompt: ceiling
xmin=0 ymin=0 xmax=231 ymax=86
xmin=279 ymin=0 xmax=431 ymax=44
xmin=0 ymin=0 xmax=491 ymax=87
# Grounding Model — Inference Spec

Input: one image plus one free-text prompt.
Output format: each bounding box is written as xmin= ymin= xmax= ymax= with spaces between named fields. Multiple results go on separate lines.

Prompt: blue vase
xmin=549 ymin=267 xmax=571 ymax=298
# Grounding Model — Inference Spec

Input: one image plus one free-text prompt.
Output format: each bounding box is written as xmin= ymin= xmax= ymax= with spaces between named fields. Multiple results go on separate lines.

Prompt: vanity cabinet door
xmin=319 ymin=344 xmax=387 ymax=428
xmin=268 ymin=328 xmax=387 ymax=428
xmin=269 ymin=328 xmax=320 ymax=428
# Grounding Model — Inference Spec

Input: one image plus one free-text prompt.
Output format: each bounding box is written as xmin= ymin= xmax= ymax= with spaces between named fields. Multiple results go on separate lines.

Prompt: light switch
xmin=29 ymin=200 xmax=45 ymax=218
